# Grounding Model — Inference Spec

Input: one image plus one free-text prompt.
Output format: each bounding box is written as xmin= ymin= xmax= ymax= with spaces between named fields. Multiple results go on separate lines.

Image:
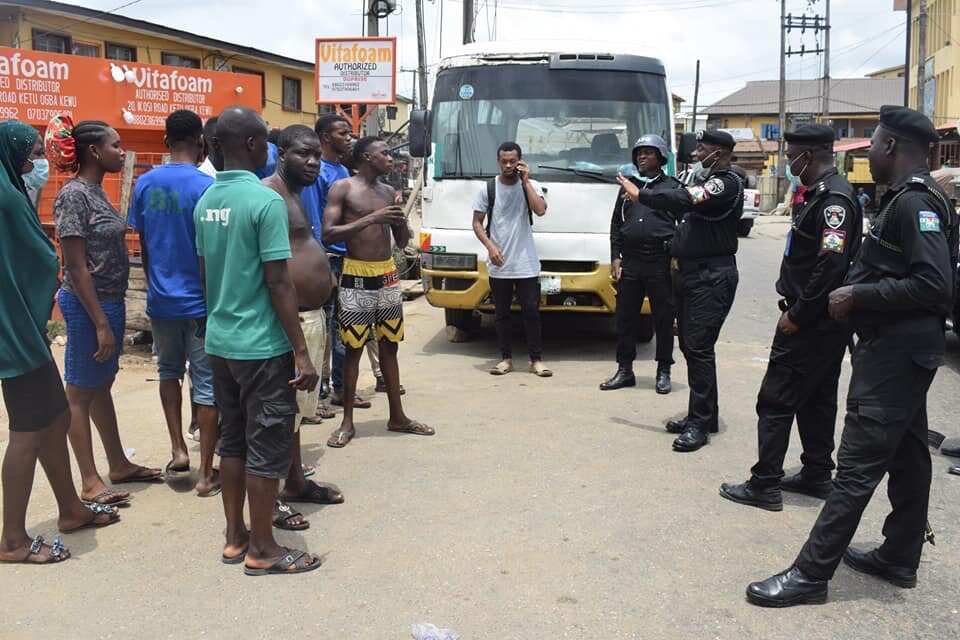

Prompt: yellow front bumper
xmin=422 ymin=262 xmax=651 ymax=314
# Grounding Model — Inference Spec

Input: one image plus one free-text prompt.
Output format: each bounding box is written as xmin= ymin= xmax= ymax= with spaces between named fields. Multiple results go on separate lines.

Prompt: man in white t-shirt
xmin=472 ymin=142 xmax=551 ymax=377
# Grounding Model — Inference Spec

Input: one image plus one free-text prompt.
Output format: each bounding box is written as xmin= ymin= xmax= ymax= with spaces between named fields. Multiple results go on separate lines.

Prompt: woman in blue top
xmin=0 ymin=120 xmax=119 ymax=566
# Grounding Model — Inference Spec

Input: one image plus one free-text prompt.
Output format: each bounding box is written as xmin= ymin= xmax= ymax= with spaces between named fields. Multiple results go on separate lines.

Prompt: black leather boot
xmin=655 ymin=364 xmax=671 ymax=395
xmin=781 ymin=472 xmax=833 ymax=499
xmin=672 ymin=426 xmax=709 ymax=452
xmin=719 ymin=480 xmax=783 ymax=511
xmin=842 ymin=547 xmax=917 ymax=588
xmin=746 ymin=566 xmax=828 ymax=607
xmin=599 ymin=366 xmax=636 ymax=391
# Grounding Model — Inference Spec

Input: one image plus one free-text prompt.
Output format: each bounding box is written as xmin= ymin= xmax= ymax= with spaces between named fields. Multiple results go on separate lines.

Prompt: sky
xmin=61 ymin=0 xmax=909 ymax=110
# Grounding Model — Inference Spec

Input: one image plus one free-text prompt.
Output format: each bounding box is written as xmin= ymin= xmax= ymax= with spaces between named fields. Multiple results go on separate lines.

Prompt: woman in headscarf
xmin=48 ymin=116 xmax=161 ymax=506
xmin=0 ymin=120 xmax=119 ymax=566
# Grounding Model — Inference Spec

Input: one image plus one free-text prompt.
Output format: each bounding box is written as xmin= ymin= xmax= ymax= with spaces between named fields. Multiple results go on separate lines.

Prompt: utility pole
xmin=777 ymin=0 xmax=786 ymax=201
xmin=463 ymin=0 xmax=474 ymax=44
xmin=691 ymin=59 xmax=700 ymax=135
xmin=917 ymin=0 xmax=928 ymax=115
xmin=366 ymin=3 xmax=381 ymax=137
xmin=415 ymin=0 xmax=429 ymax=110
xmin=905 ymin=0 xmax=912 ymax=107
xmin=777 ymin=6 xmax=828 ymax=200
xmin=822 ymin=0 xmax=831 ymax=124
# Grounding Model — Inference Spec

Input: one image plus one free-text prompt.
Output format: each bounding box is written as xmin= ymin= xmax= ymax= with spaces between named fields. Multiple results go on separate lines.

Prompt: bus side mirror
xmin=410 ymin=109 xmax=432 ymax=158
xmin=677 ymin=133 xmax=697 ymax=164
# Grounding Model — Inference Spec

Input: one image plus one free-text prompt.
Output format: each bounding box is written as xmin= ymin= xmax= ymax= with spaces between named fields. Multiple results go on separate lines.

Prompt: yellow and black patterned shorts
xmin=338 ymin=258 xmax=404 ymax=349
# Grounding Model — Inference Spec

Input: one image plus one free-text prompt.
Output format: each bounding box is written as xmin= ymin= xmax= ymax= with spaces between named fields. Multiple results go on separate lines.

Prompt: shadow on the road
xmin=420 ymin=312 xmax=671 ymax=366
xmin=609 ymin=413 xmax=727 ymax=434
xmin=828 ymin=566 xmax=910 ymax=605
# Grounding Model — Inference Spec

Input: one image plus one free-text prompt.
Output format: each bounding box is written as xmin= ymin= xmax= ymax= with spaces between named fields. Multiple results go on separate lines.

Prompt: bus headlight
xmin=422 ymin=252 xmax=477 ymax=271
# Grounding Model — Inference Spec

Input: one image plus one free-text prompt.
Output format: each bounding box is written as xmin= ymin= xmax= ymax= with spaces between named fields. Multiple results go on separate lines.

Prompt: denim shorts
xmin=210 ymin=352 xmax=297 ymax=480
xmin=151 ymin=317 xmax=215 ymax=406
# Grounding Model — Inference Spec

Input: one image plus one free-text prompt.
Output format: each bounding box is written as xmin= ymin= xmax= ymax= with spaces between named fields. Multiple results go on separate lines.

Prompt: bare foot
xmin=327 ymin=422 xmax=356 ymax=448
xmin=81 ymin=482 xmax=130 ymax=505
xmin=196 ymin=470 xmax=221 ymax=498
xmin=109 ymin=463 xmax=163 ymax=484
xmin=223 ymin=529 xmax=250 ymax=563
xmin=166 ymin=449 xmax=190 ymax=473
xmin=58 ymin=504 xmax=120 ymax=533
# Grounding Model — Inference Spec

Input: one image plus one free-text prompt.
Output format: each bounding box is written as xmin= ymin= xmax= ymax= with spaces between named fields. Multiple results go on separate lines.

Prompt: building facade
xmin=898 ymin=0 xmax=956 ymax=126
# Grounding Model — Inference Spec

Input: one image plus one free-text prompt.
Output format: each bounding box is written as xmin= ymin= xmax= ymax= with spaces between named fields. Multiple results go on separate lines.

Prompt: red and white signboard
xmin=315 ymin=37 xmax=397 ymax=105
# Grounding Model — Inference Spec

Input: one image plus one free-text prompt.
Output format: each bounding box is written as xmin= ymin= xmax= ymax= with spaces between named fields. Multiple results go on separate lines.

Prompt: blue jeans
xmin=325 ymin=255 xmax=346 ymax=392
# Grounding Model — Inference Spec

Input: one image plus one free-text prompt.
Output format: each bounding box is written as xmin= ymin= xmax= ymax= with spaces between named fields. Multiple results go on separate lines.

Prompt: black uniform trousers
xmin=615 ymin=256 xmax=674 ymax=367
xmin=750 ymin=322 xmax=848 ymax=487
xmin=795 ymin=324 xmax=942 ymax=579
xmin=675 ymin=256 xmax=738 ymax=433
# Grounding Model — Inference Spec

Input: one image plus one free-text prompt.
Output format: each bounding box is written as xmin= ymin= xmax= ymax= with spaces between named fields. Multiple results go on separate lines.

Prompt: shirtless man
xmin=323 ymin=137 xmax=433 ymax=447
xmin=262 ymin=125 xmax=343 ymax=530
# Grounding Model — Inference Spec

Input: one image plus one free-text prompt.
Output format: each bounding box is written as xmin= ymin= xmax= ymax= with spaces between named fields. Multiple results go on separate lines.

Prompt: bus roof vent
xmin=549 ymin=53 xmax=665 ymax=75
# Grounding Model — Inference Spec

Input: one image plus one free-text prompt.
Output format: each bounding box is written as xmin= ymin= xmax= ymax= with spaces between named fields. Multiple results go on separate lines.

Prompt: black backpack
xmin=485 ymin=177 xmax=533 ymax=236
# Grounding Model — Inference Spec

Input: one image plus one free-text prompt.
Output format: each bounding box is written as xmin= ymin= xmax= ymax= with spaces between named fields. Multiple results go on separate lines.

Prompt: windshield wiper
xmin=538 ymin=165 xmax=619 ymax=183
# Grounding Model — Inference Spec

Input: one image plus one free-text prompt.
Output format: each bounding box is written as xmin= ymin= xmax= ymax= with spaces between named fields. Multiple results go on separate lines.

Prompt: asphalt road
xmin=1 ymin=217 xmax=958 ymax=639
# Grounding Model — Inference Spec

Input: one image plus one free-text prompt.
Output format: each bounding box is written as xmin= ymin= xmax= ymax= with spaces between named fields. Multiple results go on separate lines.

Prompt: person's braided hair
xmin=73 ymin=120 xmax=112 ymax=168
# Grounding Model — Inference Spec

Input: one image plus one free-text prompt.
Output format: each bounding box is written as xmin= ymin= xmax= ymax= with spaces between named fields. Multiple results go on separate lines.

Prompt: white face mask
xmin=23 ymin=158 xmax=49 ymax=191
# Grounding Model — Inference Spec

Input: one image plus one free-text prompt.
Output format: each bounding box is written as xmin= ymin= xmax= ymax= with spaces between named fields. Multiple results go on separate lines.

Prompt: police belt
xmin=855 ymin=316 xmax=944 ymax=340
xmin=626 ymin=240 xmax=672 ymax=257
xmin=676 ymin=254 xmax=736 ymax=273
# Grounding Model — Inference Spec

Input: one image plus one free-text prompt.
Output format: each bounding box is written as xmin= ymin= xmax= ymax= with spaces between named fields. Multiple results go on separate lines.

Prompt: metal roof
xmin=1 ymin=0 xmax=314 ymax=71
xmin=705 ymin=78 xmax=904 ymax=115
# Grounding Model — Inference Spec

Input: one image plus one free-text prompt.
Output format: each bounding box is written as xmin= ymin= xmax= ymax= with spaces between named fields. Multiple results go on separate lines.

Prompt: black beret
xmin=696 ymin=129 xmax=736 ymax=150
xmin=879 ymin=105 xmax=939 ymax=144
xmin=784 ymin=123 xmax=836 ymax=146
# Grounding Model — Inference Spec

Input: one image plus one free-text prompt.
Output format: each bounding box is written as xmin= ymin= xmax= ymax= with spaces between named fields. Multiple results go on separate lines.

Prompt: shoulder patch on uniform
xmin=687 ymin=185 xmax=709 ymax=205
xmin=918 ymin=210 xmax=941 ymax=232
xmin=824 ymin=205 xmax=846 ymax=229
xmin=704 ymin=177 xmax=725 ymax=196
xmin=821 ymin=228 xmax=847 ymax=253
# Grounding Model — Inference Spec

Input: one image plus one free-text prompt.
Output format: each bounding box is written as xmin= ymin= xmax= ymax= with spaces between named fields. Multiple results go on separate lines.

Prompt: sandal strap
xmin=29 ymin=536 xmax=44 ymax=556
xmin=50 ymin=537 xmax=67 ymax=560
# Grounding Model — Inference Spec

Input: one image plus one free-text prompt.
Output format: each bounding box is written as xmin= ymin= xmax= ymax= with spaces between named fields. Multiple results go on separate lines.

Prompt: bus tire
xmin=444 ymin=309 xmax=479 ymax=339
xmin=636 ymin=314 xmax=655 ymax=343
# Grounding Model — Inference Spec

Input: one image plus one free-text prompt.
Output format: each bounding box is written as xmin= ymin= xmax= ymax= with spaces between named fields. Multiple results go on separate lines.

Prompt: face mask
xmin=23 ymin=158 xmax=49 ymax=191
xmin=787 ymin=153 xmax=809 ymax=185
xmin=784 ymin=159 xmax=800 ymax=189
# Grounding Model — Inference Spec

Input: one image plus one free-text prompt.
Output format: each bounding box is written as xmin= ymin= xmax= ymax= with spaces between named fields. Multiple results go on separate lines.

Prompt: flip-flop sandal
xmin=221 ymin=547 xmax=248 ymax=565
xmin=112 ymin=467 xmax=165 ymax=485
xmin=197 ymin=485 xmax=222 ymax=498
xmin=327 ymin=429 xmax=355 ymax=448
xmin=59 ymin=504 xmax=120 ymax=533
xmin=165 ymin=461 xmax=190 ymax=475
xmin=82 ymin=488 xmax=131 ymax=508
xmin=0 ymin=536 xmax=70 ymax=565
xmin=302 ymin=465 xmax=316 ymax=479
xmin=490 ymin=361 xmax=513 ymax=376
xmin=244 ymin=548 xmax=322 ymax=576
xmin=283 ymin=479 xmax=344 ymax=505
xmin=387 ymin=421 xmax=435 ymax=436
xmin=272 ymin=501 xmax=309 ymax=531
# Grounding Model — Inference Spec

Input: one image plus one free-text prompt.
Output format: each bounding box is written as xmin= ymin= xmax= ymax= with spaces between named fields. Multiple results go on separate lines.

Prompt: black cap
xmin=879 ymin=105 xmax=939 ymax=144
xmin=696 ymin=129 xmax=736 ymax=150
xmin=784 ymin=123 xmax=836 ymax=146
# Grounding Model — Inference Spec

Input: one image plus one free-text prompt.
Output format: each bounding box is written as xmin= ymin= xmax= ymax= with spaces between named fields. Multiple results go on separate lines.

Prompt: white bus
xmin=409 ymin=41 xmax=675 ymax=339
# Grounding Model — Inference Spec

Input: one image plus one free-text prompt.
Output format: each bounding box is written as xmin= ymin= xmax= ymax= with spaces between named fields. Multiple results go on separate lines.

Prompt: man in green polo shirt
xmin=195 ymin=106 xmax=320 ymax=577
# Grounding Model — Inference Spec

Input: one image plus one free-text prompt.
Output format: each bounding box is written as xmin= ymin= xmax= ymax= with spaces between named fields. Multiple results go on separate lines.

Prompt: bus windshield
xmin=431 ymin=64 xmax=670 ymax=182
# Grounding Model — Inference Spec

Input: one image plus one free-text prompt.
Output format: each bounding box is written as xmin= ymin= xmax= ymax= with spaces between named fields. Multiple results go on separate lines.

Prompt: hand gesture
xmin=517 ymin=161 xmax=531 ymax=183
xmin=290 ymin=351 xmax=320 ymax=392
xmin=487 ymin=244 xmax=505 ymax=267
xmin=617 ymin=174 xmax=640 ymax=202
xmin=611 ymin=258 xmax=622 ymax=282
xmin=828 ymin=285 xmax=855 ymax=321
xmin=370 ymin=205 xmax=406 ymax=227
xmin=777 ymin=311 xmax=800 ymax=335
xmin=94 ymin=323 xmax=117 ymax=363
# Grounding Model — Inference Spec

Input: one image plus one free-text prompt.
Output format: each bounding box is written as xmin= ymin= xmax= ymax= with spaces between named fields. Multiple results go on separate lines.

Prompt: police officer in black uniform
xmin=747 ymin=106 xmax=954 ymax=607
xmin=601 ymin=134 xmax=682 ymax=394
xmin=719 ymin=124 xmax=862 ymax=511
xmin=618 ymin=130 xmax=743 ymax=452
